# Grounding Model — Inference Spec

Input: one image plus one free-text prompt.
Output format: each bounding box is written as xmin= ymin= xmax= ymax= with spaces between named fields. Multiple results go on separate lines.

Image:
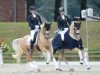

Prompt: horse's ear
xmin=45 ymin=22 xmax=47 ymax=24
xmin=49 ymin=22 xmax=52 ymax=25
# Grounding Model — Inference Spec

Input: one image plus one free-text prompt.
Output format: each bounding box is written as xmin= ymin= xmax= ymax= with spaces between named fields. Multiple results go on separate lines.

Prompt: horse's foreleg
xmin=77 ymin=48 xmax=91 ymax=70
xmin=78 ymin=50 xmax=84 ymax=65
xmin=84 ymin=50 xmax=91 ymax=70
xmin=48 ymin=44 xmax=54 ymax=61
xmin=40 ymin=46 xmax=51 ymax=64
xmin=74 ymin=48 xmax=84 ymax=64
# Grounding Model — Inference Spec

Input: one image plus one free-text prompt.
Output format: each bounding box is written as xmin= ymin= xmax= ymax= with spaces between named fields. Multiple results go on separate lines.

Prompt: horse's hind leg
xmin=17 ymin=57 xmax=21 ymax=64
xmin=26 ymin=51 xmax=40 ymax=72
xmin=26 ymin=52 xmax=32 ymax=62
xmin=58 ymin=50 xmax=74 ymax=71
xmin=58 ymin=50 xmax=63 ymax=68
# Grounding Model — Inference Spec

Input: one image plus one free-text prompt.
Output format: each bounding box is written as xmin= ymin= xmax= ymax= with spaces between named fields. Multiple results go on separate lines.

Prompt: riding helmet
xmin=59 ymin=7 xmax=64 ymax=12
xmin=29 ymin=6 xmax=36 ymax=11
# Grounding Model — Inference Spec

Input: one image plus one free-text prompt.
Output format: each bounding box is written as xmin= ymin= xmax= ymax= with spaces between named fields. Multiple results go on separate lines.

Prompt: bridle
xmin=44 ymin=24 xmax=51 ymax=39
xmin=74 ymin=22 xmax=81 ymax=40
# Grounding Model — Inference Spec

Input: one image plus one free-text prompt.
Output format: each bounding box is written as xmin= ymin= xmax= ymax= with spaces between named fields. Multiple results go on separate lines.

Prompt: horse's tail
xmin=12 ymin=38 xmax=23 ymax=59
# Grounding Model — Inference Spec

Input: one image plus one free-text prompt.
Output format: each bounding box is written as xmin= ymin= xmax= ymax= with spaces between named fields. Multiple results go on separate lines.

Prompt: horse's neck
xmin=40 ymin=25 xmax=45 ymax=34
xmin=39 ymin=25 xmax=48 ymax=41
xmin=69 ymin=24 xmax=77 ymax=40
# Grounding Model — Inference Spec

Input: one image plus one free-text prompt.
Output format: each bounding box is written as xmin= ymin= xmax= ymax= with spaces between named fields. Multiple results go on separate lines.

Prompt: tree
xmin=54 ymin=0 xmax=61 ymax=21
xmin=94 ymin=0 xmax=100 ymax=8
xmin=80 ymin=0 xmax=87 ymax=19
xmin=26 ymin=0 xmax=35 ymax=18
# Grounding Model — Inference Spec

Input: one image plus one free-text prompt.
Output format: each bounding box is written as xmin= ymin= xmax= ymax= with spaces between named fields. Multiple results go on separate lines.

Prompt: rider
xmin=28 ymin=5 xmax=42 ymax=53
xmin=57 ymin=7 xmax=72 ymax=41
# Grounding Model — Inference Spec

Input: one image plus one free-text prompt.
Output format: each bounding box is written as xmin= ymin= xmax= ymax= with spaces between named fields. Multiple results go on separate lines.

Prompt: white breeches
xmin=58 ymin=28 xmax=68 ymax=41
xmin=30 ymin=25 xmax=39 ymax=41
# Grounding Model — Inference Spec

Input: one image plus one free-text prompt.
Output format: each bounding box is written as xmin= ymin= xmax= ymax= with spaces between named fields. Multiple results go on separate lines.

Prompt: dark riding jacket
xmin=57 ymin=15 xmax=72 ymax=30
xmin=28 ymin=14 xmax=42 ymax=30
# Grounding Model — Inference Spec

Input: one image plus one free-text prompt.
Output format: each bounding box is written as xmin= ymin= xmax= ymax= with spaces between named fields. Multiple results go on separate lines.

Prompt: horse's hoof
xmin=59 ymin=68 xmax=62 ymax=71
xmin=80 ymin=62 xmax=83 ymax=65
xmin=46 ymin=62 xmax=49 ymax=65
xmin=87 ymin=66 xmax=91 ymax=70
xmin=56 ymin=68 xmax=62 ymax=71
xmin=56 ymin=68 xmax=59 ymax=70
xmin=46 ymin=62 xmax=50 ymax=65
xmin=37 ymin=69 xmax=41 ymax=72
xmin=80 ymin=59 xmax=84 ymax=65
xmin=69 ymin=68 xmax=74 ymax=72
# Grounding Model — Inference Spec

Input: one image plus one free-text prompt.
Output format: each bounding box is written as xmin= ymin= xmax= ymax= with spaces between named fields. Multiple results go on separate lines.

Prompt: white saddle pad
xmin=27 ymin=36 xmax=31 ymax=45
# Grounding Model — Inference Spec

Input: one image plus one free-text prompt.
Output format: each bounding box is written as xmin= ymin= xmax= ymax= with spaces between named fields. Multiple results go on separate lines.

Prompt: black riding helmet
xmin=29 ymin=6 xmax=36 ymax=11
xmin=59 ymin=7 xmax=64 ymax=12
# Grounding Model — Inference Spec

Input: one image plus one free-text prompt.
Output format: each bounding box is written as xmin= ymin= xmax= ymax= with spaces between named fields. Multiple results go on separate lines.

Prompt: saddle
xmin=27 ymin=32 xmax=39 ymax=46
xmin=52 ymin=30 xmax=83 ymax=54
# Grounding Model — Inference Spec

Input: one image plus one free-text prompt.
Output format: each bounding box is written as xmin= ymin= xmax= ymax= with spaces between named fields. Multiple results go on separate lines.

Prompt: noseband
xmin=74 ymin=25 xmax=80 ymax=35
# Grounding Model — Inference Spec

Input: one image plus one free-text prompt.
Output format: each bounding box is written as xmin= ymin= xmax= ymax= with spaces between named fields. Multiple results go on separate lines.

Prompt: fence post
xmin=0 ymin=47 xmax=3 ymax=65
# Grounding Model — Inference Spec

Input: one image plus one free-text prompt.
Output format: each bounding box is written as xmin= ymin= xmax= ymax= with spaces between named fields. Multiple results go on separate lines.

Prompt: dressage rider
xmin=28 ymin=6 xmax=42 ymax=53
xmin=57 ymin=7 xmax=72 ymax=41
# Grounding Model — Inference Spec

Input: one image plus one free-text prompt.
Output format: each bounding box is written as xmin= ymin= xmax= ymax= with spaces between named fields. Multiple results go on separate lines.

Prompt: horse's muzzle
xmin=45 ymin=31 xmax=50 ymax=39
xmin=75 ymin=30 xmax=80 ymax=35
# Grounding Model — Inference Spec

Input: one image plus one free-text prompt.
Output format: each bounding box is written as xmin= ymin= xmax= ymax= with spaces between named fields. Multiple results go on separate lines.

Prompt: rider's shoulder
xmin=36 ymin=14 xmax=40 ymax=17
xmin=57 ymin=16 xmax=61 ymax=20
xmin=28 ymin=15 xmax=33 ymax=18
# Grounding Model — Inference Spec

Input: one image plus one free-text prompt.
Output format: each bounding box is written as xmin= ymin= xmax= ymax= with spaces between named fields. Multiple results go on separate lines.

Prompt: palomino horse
xmin=52 ymin=21 xmax=91 ymax=71
xmin=12 ymin=22 xmax=54 ymax=71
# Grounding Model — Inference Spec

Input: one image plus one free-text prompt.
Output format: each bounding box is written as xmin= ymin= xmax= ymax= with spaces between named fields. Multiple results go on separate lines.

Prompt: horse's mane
xmin=40 ymin=23 xmax=45 ymax=34
xmin=70 ymin=21 xmax=75 ymax=29
xmin=69 ymin=21 xmax=75 ymax=34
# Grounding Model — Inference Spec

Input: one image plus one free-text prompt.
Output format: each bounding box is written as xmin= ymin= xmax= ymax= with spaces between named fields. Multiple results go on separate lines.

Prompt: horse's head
xmin=74 ymin=21 xmax=81 ymax=35
xmin=44 ymin=22 xmax=52 ymax=39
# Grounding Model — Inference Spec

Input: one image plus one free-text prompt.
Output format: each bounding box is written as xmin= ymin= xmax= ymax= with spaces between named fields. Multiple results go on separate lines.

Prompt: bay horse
xmin=52 ymin=21 xmax=91 ymax=71
xmin=12 ymin=22 xmax=54 ymax=72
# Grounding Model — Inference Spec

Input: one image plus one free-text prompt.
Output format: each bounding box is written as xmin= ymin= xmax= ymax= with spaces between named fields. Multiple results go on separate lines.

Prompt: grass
xmin=0 ymin=21 xmax=100 ymax=51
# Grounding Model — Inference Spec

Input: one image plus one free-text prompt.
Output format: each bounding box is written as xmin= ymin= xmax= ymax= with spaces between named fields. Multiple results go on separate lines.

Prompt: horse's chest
xmin=63 ymin=32 xmax=77 ymax=48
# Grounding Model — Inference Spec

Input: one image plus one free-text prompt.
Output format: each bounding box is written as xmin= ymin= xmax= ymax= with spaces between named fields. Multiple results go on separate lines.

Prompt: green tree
xmin=26 ymin=0 xmax=35 ymax=18
xmin=54 ymin=0 xmax=62 ymax=21
xmin=80 ymin=0 xmax=87 ymax=19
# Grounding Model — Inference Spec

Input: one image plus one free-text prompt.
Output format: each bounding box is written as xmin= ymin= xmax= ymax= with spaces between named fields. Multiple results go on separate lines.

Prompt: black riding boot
xmin=30 ymin=40 xmax=34 ymax=55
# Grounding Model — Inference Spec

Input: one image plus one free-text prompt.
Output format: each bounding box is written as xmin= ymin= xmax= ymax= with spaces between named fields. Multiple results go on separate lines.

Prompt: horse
xmin=12 ymin=22 xmax=54 ymax=72
xmin=52 ymin=21 xmax=91 ymax=71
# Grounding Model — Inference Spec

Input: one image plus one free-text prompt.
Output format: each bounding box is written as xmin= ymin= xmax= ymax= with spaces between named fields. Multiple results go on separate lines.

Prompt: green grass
xmin=80 ymin=21 xmax=100 ymax=50
xmin=0 ymin=21 xmax=100 ymax=51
